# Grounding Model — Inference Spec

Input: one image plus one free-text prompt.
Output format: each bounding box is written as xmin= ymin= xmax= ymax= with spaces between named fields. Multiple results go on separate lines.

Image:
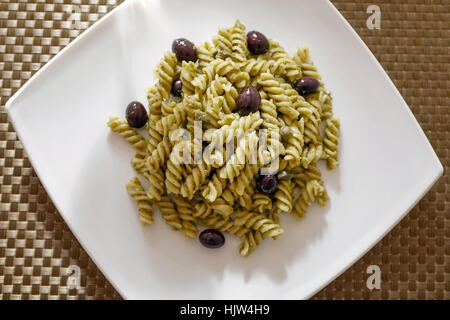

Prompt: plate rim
xmin=5 ymin=0 xmax=444 ymax=300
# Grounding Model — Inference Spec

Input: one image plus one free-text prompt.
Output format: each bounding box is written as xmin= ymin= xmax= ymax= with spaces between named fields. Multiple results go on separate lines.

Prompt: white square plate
xmin=6 ymin=0 xmax=443 ymax=299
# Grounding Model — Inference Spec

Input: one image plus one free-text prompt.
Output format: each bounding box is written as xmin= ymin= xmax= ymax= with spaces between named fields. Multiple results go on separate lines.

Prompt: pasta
xmin=155 ymin=52 xmax=178 ymax=100
xmin=173 ymin=195 xmax=198 ymax=239
xmin=229 ymin=20 xmax=249 ymax=63
xmin=180 ymin=61 xmax=197 ymax=96
xmin=257 ymin=72 xmax=300 ymax=120
xmin=156 ymin=195 xmax=182 ymax=230
xmin=108 ymin=20 xmax=340 ymax=257
xmin=107 ymin=116 xmax=146 ymax=151
xmin=292 ymin=179 xmax=325 ymax=220
xmin=238 ymin=229 xmax=263 ymax=257
xmin=323 ymin=118 xmax=340 ymax=169
xmin=251 ymin=193 xmax=272 ymax=214
xmin=126 ymin=177 xmax=154 ymax=225
xmin=234 ymin=210 xmax=284 ymax=238
xmin=268 ymin=39 xmax=301 ymax=82
xmin=196 ymin=41 xmax=217 ymax=71
xmin=273 ymin=180 xmax=294 ymax=214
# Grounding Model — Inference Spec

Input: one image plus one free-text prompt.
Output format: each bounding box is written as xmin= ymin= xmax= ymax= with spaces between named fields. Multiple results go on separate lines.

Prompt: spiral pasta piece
xmin=173 ymin=195 xmax=198 ymax=238
xmin=241 ymin=56 xmax=280 ymax=77
xmin=238 ymin=185 xmax=255 ymax=209
xmin=258 ymin=72 xmax=299 ymax=120
xmin=196 ymin=41 xmax=218 ymax=71
xmin=293 ymin=46 xmax=309 ymax=66
xmin=155 ymin=52 xmax=177 ymax=100
xmin=147 ymin=114 xmax=163 ymax=151
xmin=208 ymin=111 xmax=262 ymax=148
xmin=317 ymin=88 xmax=333 ymax=121
xmin=258 ymin=98 xmax=284 ymax=165
xmin=292 ymin=179 xmax=325 ymax=220
xmin=147 ymin=86 xmax=162 ymax=116
xmin=180 ymin=161 xmax=212 ymax=199
xmin=215 ymin=76 xmax=238 ymax=114
xmin=273 ymin=180 xmax=294 ymax=214
xmin=251 ymin=193 xmax=272 ymax=214
xmin=293 ymin=46 xmax=321 ymax=79
xmin=234 ymin=210 xmax=284 ymax=238
xmin=184 ymin=94 xmax=203 ymax=135
xmin=268 ymin=212 xmax=281 ymax=240
xmin=200 ymin=215 xmax=251 ymax=238
xmin=146 ymin=136 xmax=171 ymax=173
xmin=210 ymin=198 xmax=234 ymax=220
xmin=260 ymin=98 xmax=279 ymax=131
xmin=218 ymin=113 xmax=239 ymax=126
xmin=219 ymin=131 xmax=258 ymax=182
xmin=301 ymin=143 xmax=323 ymax=169
xmin=279 ymin=82 xmax=312 ymax=120
xmin=268 ymin=39 xmax=301 ymax=82
xmin=155 ymin=102 xmax=187 ymax=135
xmin=180 ymin=61 xmax=197 ymax=96
xmin=292 ymin=164 xmax=323 ymax=189
xmin=229 ymin=19 xmax=248 ymax=63
xmin=222 ymin=164 xmax=259 ymax=201
xmin=213 ymin=58 xmax=250 ymax=89
xmin=193 ymin=58 xmax=250 ymax=93
xmin=107 ymin=116 xmax=146 ymax=151
xmin=156 ymin=195 xmax=182 ymax=230
xmin=126 ymin=177 xmax=154 ymax=225
xmin=193 ymin=201 xmax=214 ymax=219
xmin=143 ymin=168 xmax=165 ymax=201
xmin=303 ymin=115 xmax=321 ymax=145
xmin=283 ymin=118 xmax=305 ymax=168
xmin=213 ymin=28 xmax=233 ymax=59
xmin=238 ymin=230 xmax=263 ymax=257
xmin=203 ymin=94 xmax=224 ymax=128
xmin=160 ymin=100 xmax=176 ymax=116
xmin=202 ymin=174 xmax=228 ymax=203
xmin=131 ymin=151 xmax=146 ymax=174
xmin=315 ymin=187 xmax=330 ymax=207
xmin=300 ymin=60 xmax=322 ymax=80
xmin=165 ymin=141 xmax=189 ymax=195
xmin=323 ymin=118 xmax=340 ymax=169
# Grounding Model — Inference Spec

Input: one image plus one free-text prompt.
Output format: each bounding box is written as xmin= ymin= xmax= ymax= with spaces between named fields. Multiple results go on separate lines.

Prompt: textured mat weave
xmin=0 ymin=0 xmax=448 ymax=300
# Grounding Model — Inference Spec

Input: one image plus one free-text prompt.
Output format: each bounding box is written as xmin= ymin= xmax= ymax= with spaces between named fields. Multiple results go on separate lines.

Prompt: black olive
xmin=247 ymin=31 xmax=269 ymax=55
xmin=256 ymin=174 xmax=278 ymax=194
xmin=199 ymin=229 xmax=225 ymax=248
xmin=172 ymin=38 xmax=198 ymax=62
xmin=171 ymin=79 xmax=182 ymax=97
xmin=293 ymin=77 xmax=320 ymax=95
xmin=236 ymin=86 xmax=261 ymax=116
xmin=125 ymin=101 xmax=148 ymax=128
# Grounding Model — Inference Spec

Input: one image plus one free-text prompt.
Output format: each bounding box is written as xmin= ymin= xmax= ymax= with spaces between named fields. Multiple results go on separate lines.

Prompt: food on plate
xmin=108 ymin=20 xmax=340 ymax=257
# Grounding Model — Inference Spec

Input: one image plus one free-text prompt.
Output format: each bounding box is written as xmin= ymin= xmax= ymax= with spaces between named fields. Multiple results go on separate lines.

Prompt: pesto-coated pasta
xmin=196 ymin=41 xmax=217 ymax=71
xmin=108 ymin=19 xmax=340 ymax=257
xmin=126 ymin=177 xmax=154 ymax=225
xmin=273 ymin=180 xmax=294 ymax=214
xmin=251 ymin=193 xmax=272 ymax=214
xmin=155 ymin=52 xmax=178 ymax=100
xmin=238 ymin=229 xmax=263 ymax=257
xmin=323 ymin=118 xmax=340 ymax=169
xmin=234 ymin=210 xmax=284 ymax=238
xmin=157 ymin=195 xmax=182 ymax=230
xmin=107 ymin=116 xmax=146 ymax=151
xmin=268 ymin=39 xmax=301 ymax=82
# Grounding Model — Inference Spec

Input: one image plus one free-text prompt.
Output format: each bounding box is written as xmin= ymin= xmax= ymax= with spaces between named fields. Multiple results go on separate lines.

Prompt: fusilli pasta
xmin=108 ymin=19 xmax=340 ymax=257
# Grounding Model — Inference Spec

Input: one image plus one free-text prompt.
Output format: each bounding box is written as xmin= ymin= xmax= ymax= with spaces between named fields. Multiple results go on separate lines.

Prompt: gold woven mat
xmin=0 ymin=0 xmax=448 ymax=300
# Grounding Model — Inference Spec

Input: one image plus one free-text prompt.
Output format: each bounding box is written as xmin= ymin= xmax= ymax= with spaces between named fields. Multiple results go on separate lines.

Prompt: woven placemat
xmin=0 ymin=0 xmax=448 ymax=300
